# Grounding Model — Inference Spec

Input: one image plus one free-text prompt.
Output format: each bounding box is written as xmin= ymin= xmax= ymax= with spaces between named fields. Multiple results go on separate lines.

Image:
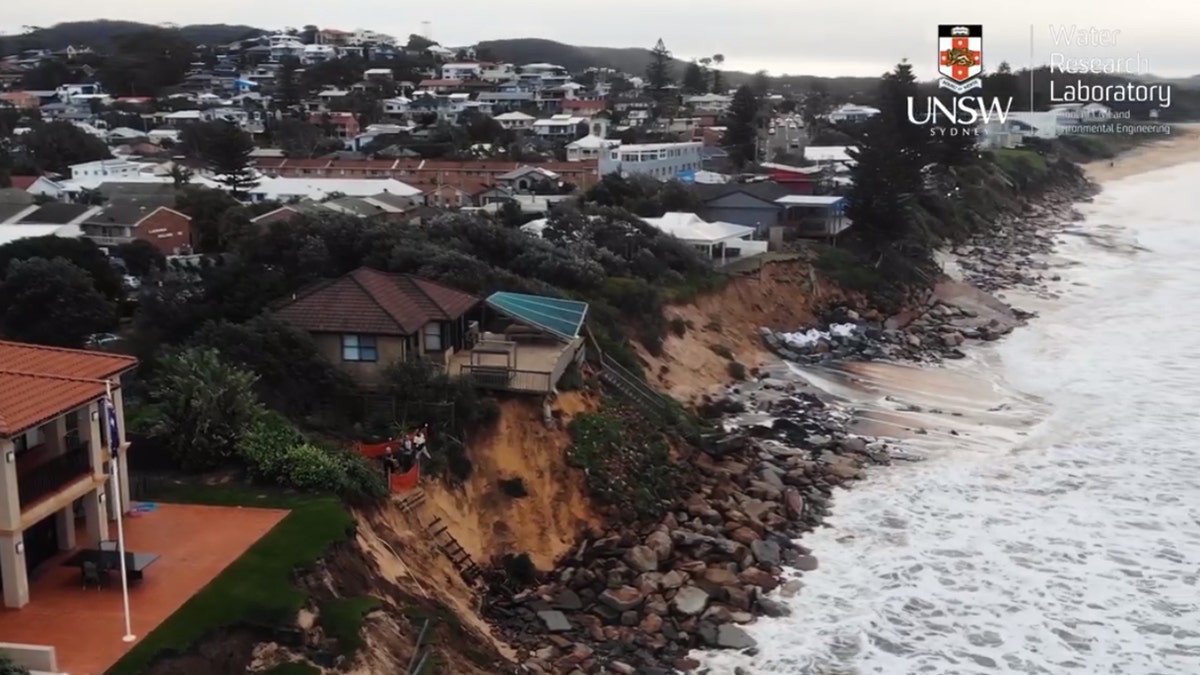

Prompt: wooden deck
xmin=446 ymin=337 xmax=584 ymax=394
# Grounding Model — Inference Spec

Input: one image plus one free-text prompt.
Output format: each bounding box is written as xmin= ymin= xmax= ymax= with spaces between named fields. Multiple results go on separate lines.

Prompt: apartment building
xmin=598 ymin=141 xmax=704 ymax=180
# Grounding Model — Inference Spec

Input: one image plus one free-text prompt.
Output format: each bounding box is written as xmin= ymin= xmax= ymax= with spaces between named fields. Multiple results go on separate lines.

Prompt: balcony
xmin=17 ymin=442 xmax=92 ymax=510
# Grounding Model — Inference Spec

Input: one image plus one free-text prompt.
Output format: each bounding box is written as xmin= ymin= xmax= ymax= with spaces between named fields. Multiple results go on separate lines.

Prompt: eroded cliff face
xmin=419 ymin=391 xmax=605 ymax=570
xmin=637 ymin=260 xmax=855 ymax=403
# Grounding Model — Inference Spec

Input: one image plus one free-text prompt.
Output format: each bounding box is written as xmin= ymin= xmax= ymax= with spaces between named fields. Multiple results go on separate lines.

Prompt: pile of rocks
xmin=952 ymin=186 xmax=1089 ymax=295
xmin=487 ymin=385 xmax=890 ymax=674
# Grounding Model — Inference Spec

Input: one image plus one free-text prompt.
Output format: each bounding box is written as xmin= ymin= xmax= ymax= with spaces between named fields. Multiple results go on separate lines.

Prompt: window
xmin=424 ymin=323 xmax=444 ymax=351
xmin=341 ymin=334 xmax=378 ymax=362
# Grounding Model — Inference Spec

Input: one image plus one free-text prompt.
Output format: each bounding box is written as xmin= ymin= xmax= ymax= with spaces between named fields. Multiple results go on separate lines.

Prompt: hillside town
xmin=0 ymin=24 xmax=1127 ymax=260
xmin=0 ymin=18 xmax=1179 ymax=675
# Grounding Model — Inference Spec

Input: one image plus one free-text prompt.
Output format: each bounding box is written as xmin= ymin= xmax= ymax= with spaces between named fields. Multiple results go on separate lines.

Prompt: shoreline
xmin=689 ymin=130 xmax=1200 ymax=669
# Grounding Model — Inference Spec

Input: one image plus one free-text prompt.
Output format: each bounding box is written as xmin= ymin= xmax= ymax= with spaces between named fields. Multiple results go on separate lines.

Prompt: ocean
xmin=700 ymin=161 xmax=1200 ymax=674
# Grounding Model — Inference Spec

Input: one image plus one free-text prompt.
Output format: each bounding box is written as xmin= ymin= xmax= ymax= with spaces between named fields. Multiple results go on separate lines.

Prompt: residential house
xmin=495 ymin=166 xmax=561 ymax=192
xmin=0 ymin=340 xmax=137 ymax=608
xmin=773 ymin=195 xmax=851 ymax=241
xmin=694 ymin=181 xmax=793 ymax=233
xmin=68 ymin=160 xmax=142 ymax=182
xmin=441 ymin=63 xmax=482 ymax=80
xmin=978 ymin=118 xmax=1035 ymax=149
xmin=251 ymin=158 xmax=601 ymax=190
xmin=566 ymin=134 xmax=620 ymax=162
xmin=245 ymin=177 xmax=422 ymax=203
xmin=311 ymin=112 xmax=362 ymax=141
xmin=827 ymin=103 xmax=880 ymax=124
xmin=417 ymin=79 xmax=464 ymax=94
xmin=477 ymin=91 xmax=535 ymax=113
xmin=5 ymin=176 xmax=64 ymax=200
xmin=640 ymin=212 xmax=768 ymax=266
xmin=493 ymin=111 xmax=536 ymax=131
xmin=599 ymin=141 xmax=704 ymax=180
xmin=1005 ymin=111 xmax=1064 ymax=139
xmin=684 ymin=93 xmax=732 ymax=115
xmin=479 ymin=63 xmax=516 ymax=82
xmin=532 ymin=114 xmax=586 ymax=140
xmin=562 ymin=98 xmax=608 ymax=117
xmin=364 ymin=68 xmax=395 ymax=81
xmin=758 ymin=162 xmax=825 ymax=195
xmin=273 ymin=267 xmax=484 ymax=385
xmin=79 ymin=186 xmax=193 ymax=254
xmin=802 ymin=146 xmax=855 ymax=173
xmin=0 ymin=92 xmax=39 ymax=109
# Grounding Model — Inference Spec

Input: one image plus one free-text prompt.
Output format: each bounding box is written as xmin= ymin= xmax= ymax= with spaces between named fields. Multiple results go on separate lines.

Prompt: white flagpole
xmin=106 ymin=380 xmax=137 ymax=643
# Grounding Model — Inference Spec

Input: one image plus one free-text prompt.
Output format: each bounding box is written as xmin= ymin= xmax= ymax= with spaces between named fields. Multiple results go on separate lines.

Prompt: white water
xmin=702 ymin=162 xmax=1200 ymax=675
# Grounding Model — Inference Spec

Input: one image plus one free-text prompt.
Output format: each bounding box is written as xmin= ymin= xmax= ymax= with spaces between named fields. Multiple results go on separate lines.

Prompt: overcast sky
xmin=3 ymin=2 xmax=1196 ymax=78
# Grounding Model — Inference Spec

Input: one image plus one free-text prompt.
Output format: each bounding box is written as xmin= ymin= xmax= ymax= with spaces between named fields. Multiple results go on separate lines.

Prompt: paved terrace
xmin=0 ymin=503 xmax=287 ymax=675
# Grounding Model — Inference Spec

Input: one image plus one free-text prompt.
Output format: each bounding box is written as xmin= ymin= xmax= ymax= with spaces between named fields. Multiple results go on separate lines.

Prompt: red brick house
xmin=80 ymin=205 xmax=193 ymax=255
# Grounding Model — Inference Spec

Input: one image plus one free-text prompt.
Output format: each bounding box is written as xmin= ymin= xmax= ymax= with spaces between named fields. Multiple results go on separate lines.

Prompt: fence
xmin=457 ymin=365 xmax=552 ymax=393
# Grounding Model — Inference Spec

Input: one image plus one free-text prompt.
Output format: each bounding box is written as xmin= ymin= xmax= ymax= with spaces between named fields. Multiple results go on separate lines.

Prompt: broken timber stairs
xmin=395 ymin=489 xmax=483 ymax=585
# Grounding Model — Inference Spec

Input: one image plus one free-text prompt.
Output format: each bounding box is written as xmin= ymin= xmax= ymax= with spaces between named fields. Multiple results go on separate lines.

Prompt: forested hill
xmin=0 ymin=20 xmax=264 ymax=52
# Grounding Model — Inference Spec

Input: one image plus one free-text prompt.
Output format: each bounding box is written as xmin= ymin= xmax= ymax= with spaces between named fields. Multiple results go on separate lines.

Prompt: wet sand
xmin=1084 ymin=123 xmax=1200 ymax=183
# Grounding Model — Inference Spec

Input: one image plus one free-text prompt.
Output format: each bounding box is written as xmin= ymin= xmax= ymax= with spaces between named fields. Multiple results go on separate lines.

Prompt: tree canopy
xmin=0 ymin=257 xmax=117 ymax=348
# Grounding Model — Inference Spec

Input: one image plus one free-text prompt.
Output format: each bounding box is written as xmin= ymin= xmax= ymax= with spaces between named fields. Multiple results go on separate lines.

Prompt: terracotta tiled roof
xmin=8 ymin=175 xmax=38 ymax=191
xmin=274 ymin=267 xmax=481 ymax=336
xmin=0 ymin=341 xmax=138 ymax=438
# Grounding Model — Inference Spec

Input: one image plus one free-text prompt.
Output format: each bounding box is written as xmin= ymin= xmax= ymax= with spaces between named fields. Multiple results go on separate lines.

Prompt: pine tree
xmin=682 ymin=61 xmax=707 ymax=94
xmin=646 ymin=39 xmax=674 ymax=92
xmin=276 ymin=57 xmax=300 ymax=110
xmin=204 ymin=122 xmax=259 ymax=197
xmin=710 ymin=69 xmax=724 ymax=94
xmin=723 ymin=85 xmax=759 ymax=170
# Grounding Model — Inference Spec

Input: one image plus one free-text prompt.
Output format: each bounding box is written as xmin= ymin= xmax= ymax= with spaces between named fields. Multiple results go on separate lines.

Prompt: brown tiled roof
xmin=274 ymin=267 xmax=480 ymax=336
xmin=0 ymin=341 xmax=138 ymax=438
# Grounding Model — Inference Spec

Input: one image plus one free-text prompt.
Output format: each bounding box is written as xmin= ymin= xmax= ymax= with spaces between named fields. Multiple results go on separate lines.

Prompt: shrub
xmin=500 ymin=553 xmax=537 ymax=585
xmin=557 ymin=362 xmax=584 ymax=391
xmin=499 ymin=477 xmax=528 ymax=498
xmin=813 ymin=245 xmax=881 ymax=293
xmin=241 ymin=413 xmax=305 ymax=483
xmin=285 ymin=443 xmax=345 ymax=492
xmin=146 ymin=348 xmax=264 ymax=472
xmin=668 ymin=317 xmax=688 ymax=337
xmin=709 ymin=344 xmax=734 ymax=360
xmin=727 ymin=362 xmax=747 ymax=381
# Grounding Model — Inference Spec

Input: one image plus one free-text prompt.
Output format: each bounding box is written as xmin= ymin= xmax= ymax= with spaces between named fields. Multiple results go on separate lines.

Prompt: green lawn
xmin=319 ymin=595 xmax=383 ymax=654
xmin=104 ymin=482 xmax=354 ymax=675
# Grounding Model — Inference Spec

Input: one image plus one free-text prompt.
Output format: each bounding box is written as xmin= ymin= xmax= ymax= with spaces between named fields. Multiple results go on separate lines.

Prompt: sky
xmin=3 ymin=1 xmax=1197 ymax=79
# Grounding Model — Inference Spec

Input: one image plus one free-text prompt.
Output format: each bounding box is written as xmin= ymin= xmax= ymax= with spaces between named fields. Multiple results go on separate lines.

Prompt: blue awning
xmin=485 ymin=292 xmax=588 ymax=341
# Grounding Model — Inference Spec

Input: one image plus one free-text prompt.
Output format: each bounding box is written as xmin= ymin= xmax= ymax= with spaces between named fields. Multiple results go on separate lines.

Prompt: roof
xmin=86 ymin=201 xmax=182 ymax=226
xmin=250 ymin=177 xmax=422 ymax=201
xmin=642 ymin=212 xmax=756 ymax=245
xmin=493 ymin=111 xmax=535 ymax=121
xmin=8 ymin=176 xmax=38 ymax=191
xmin=0 ymin=224 xmax=81 ymax=246
xmin=485 ymin=292 xmax=588 ymax=342
xmin=274 ymin=267 xmax=481 ymax=336
xmin=0 ymin=202 xmax=37 ymax=225
xmin=0 ymin=340 xmax=138 ymax=438
xmin=15 ymin=203 xmax=96 ymax=225
xmin=803 ymin=146 xmax=854 ymax=162
xmin=693 ymin=181 xmax=793 ymax=204
xmin=775 ymin=195 xmax=846 ymax=207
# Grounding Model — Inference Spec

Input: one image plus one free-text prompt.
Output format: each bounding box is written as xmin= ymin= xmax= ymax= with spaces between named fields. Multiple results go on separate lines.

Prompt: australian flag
xmin=102 ymin=396 xmax=121 ymax=458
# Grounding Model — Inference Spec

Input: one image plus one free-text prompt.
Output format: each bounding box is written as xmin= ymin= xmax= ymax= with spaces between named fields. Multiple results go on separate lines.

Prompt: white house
xmin=1005 ymin=112 xmax=1064 ymax=139
xmin=246 ymin=177 xmax=421 ymax=203
xmin=827 ymin=103 xmax=880 ymax=124
xmin=566 ymin=134 xmax=621 ymax=162
xmin=531 ymin=114 xmax=586 ymax=139
xmin=684 ymin=93 xmax=732 ymax=115
xmin=600 ymin=142 xmax=704 ymax=180
xmin=480 ymin=63 xmax=517 ymax=82
xmin=442 ymin=62 xmax=482 ymax=80
xmin=68 ymin=159 xmax=142 ymax=181
xmin=493 ymin=111 xmax=536 ymax=131
xmin=640 ymin=212 xmax=768 ymax=265
xmin=803 ymin=146 xmax=855 ymax=172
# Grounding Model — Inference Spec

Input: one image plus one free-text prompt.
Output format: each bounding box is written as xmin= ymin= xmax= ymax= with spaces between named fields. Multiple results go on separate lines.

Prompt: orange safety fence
xmin=389 ymin=463 xmax=421 ymax=492
xmin=355 ymin=440 xmax=398 ymax=459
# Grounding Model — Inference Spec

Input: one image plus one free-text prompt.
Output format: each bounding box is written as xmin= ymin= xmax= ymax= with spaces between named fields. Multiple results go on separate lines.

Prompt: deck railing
xmin=18 ymin=441 xmax=91 ymax=510
xmin=458 ymin=365 xmax=553 ymax=393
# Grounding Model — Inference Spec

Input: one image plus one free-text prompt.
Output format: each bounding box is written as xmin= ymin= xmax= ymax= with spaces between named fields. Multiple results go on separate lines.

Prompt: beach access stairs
xmin=395 ymin=489 xmax=483 ymax=585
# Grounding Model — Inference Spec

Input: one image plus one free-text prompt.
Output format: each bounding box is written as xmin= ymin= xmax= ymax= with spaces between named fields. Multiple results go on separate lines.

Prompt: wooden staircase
xmin=596 ymin=353 xmax=675 ymax=422
xmin=395 ymin=489 xmax=483 ymax=584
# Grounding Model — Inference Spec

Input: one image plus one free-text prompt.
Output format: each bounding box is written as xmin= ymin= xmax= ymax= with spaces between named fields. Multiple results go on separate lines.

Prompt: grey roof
xmin=85 ymin=197 xmax=177 ymax=226
xmin=16 ymin=203 xmax=95 ymax=225
xmin=366 ymin=192 xmax=417 ymax=210
xmin=0 ymin=202 xmax=35 ymax=224
xmin=0 ymin=189 xmax=34 ymax=206
xmin=693 ymin=181 xmax=793 ymax=205
xmin=326 ymin=197 xmax=388 ymax=218
xmin=96 ymin=182 xmax=178 ymax=200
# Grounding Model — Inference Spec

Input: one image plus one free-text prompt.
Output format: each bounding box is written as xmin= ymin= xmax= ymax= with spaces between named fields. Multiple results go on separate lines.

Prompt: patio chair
xmin=81 ymin=560 xmax=105 ymax=589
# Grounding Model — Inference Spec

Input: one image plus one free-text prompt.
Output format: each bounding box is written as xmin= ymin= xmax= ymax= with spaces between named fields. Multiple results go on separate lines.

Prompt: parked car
xmin=85 ymin=333 xmax=121 ymax=348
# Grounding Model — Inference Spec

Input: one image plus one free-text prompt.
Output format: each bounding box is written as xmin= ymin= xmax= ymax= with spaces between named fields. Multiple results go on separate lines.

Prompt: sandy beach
xmin=1084 ymin=122 xmax=1200 ymax=182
